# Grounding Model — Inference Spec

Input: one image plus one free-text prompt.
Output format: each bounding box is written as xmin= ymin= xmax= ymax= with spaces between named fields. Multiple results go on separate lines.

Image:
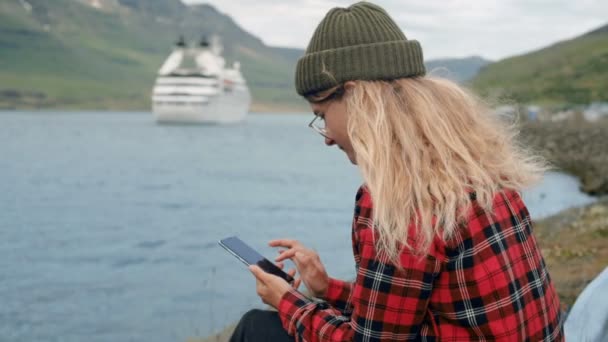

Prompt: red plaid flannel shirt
xmin=278 ymin=186 xmax=564 ymax=341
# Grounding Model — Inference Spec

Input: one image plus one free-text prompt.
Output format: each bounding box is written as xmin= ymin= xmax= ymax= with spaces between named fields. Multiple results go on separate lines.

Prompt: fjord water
xmin=0 ymin=112 xmax=595 ymax=342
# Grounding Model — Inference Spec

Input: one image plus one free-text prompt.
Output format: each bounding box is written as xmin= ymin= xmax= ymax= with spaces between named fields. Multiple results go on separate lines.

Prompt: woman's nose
xmin=324 ymin=136 xmax=335 ymax=146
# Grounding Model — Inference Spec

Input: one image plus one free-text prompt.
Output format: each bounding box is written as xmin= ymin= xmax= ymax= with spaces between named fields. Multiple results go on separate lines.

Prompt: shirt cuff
xmin=278 ymin=288 xmax=314 ymax=335
xmin=324 ymin=277 xmax=352 ymax=303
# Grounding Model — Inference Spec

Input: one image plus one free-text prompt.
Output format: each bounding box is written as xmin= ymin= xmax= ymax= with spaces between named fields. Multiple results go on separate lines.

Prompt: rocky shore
xmin=533 ymin=198 xmax=608 ymax=308
xmin=519 ymin=118 xmax=608 ymax=195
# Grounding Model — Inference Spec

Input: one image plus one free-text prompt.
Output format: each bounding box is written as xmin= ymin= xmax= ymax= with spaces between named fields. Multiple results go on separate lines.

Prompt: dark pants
xmin=230 ymin=309 xmax=295 ymax=342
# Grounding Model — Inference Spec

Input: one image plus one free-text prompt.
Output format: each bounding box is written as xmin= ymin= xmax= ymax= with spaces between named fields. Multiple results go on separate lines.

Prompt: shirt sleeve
xmin=321 ymin=277 xmax=354 ymax=315
xmin=277 ymin=187 xmax=442 ymax=341
xmin=314 ymin=185 xmax=365 ymax=315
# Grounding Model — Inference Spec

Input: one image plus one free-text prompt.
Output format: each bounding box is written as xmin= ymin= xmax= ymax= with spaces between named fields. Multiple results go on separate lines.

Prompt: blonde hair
xmin=313 ymin=77 xmax=547 ymax=263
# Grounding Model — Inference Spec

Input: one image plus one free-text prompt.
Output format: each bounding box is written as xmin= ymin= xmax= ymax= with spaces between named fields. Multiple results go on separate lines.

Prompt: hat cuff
xmin=295 ymin=39 xmax=425 ymax=96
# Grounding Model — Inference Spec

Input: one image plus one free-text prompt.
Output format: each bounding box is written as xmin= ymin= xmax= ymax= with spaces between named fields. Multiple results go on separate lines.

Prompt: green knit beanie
xmin=295 ymin=1 xmax=425 ymax=96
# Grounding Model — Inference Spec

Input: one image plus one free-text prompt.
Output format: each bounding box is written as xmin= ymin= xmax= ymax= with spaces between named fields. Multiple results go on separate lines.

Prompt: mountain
xmin=471 ymin=23 xmax=608 ymax=105
xmin=0 ymin=0 xmax=500 ymax=111
xmin=425 ymin=56 xmax=491 ymax=83
xmin=0 ymin=0 xmax=306 ymax=111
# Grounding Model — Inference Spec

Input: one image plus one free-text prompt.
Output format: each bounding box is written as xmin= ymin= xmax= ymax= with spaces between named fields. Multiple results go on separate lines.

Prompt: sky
xmin=181 ymin=0 xmax=607 ymax=61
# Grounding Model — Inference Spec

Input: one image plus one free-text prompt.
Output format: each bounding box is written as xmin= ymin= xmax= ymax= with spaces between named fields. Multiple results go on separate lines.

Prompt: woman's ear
xmin=344 ymin=81 xmax=356 ymax=92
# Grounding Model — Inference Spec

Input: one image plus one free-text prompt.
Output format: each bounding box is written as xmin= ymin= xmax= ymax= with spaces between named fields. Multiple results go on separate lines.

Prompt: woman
xmin=231 ymin=2 xmax=564 ymax=341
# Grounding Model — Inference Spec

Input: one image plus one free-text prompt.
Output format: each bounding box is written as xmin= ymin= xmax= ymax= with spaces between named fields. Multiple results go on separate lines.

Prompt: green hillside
xmin=425 ymin=56 xmax=491 ymax=83
xmin=0 ymin=0 xmax=511 ymax=112
xmin=0 ymin=0 xmax=306 ymax=111
xmin=471 ymin=23 xmax=608 ymax=105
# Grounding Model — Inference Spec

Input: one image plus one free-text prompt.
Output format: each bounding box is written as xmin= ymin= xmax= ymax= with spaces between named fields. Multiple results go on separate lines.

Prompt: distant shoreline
xmin=0 ymin=109 xmax=309 ymax=114
xmin=0 ymin=101 xmax=309 ymax=114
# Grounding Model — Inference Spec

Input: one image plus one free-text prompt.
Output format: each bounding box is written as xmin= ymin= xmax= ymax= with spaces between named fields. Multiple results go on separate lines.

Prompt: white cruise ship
xmin=151 ymin=36 xmax=250 ymax=124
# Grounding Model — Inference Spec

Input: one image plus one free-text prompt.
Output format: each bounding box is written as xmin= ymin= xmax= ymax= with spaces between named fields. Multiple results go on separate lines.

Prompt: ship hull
xmin=152 ymin=85 xmax=250 ymax=124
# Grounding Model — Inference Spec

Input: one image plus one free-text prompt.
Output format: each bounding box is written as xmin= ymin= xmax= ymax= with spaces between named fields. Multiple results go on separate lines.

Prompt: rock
xmin=519 ymin=119 xmax=608 ymax=195
xmin=533 ymin=198 xmax=608 ymax=308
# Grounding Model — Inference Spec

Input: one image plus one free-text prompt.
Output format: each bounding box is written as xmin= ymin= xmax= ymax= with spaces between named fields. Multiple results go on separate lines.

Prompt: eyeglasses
xmin=308 ymin=113 xmax=328 ymax=138
xmin=307 ymin=85 xmax=345 ymax=138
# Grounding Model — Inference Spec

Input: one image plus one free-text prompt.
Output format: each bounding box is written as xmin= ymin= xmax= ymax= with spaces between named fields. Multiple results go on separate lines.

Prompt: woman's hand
xmin=249 ymin=265 xmax=294 ymax=309
xmin=270 ymin=239 xmax=330 ymax=298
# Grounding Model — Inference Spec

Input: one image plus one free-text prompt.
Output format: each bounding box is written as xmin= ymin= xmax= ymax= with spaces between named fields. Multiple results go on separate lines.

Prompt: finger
xmin=287 ymin=268 xmax=297 ymax=278
xmin=257 ymin=285 xmax=268 ymax=305
xmin=249 ymin=265 xmax=268 ymax=283
xmin=275 ymin=248 xmax=298 ymax=262
xmin=290 ymin=252 xmax=310 ymax=273
xmin=269 ymin=239 xmax=299 ymax=248
xmin=294 ymin=278 xmax=302 ymax=289
xmin=290 ymin=251 xmax=304 ymax=267
xmin=277 ymin=262 xmax=284 ymax=270
xmin=293 ymin=251 xmax=309 ymax=264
